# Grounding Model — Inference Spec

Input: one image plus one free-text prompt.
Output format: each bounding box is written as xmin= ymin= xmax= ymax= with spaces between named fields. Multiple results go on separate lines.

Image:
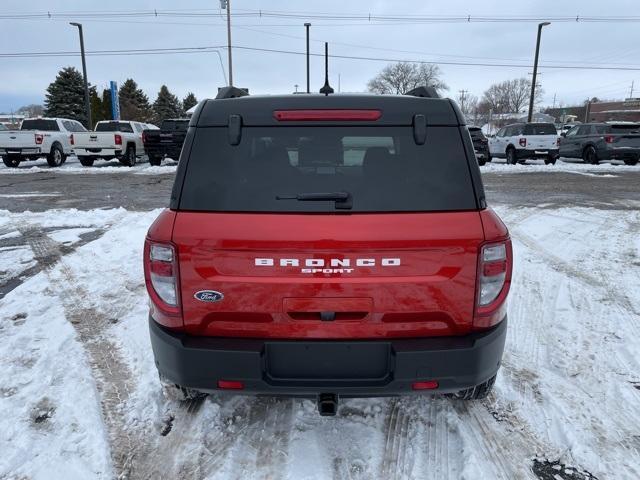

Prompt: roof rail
xmin=215 ymin=86 xmax=249 ymax=100
xmin=404 ymin=86 xmax=440 ymax=99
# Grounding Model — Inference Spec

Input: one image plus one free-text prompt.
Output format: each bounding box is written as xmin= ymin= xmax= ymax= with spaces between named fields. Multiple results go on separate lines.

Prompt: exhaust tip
xmin=317 ymin=393 xmax=338 ymax=416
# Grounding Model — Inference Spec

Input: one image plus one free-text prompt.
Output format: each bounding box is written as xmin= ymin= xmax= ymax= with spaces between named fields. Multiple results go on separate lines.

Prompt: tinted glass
xmin=161 ymin=120 xmax=190 ymax=131
xmin=95 ymin=122 xmax=134 ymax=133
xmin=523 ymin=124 xmax=557 ymax=135
xmin=0 ymin=124 xmax=7 ymax=131
xmin=180 ymin=126 xmax=476 ymax=213
xmin=21 ymin=119 xmax=59 ymax=131
xmin=468 ymin=128 xmax=485 ymax=139
xmin=576 ymin=126 xmax=591 ymax=135
xmin=609 ymin=124 xmax=640 ymax=133
xmin=594 ymin=125 xmax=608 ymax=134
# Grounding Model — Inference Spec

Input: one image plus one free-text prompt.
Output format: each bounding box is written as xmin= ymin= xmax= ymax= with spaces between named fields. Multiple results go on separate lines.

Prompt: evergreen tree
xmin=182 ymin=92 xmax=198 ymax=112
xmin=119 ymin=78 xmax=153 ymax=122
xmin=44 ymin=67 xmax=88 ymax=126
xmin=101 ymin=89 xmax=113 ymax=122
xmin=152 ymin=85 xmax=183 ymax=124
xmin=89 ymin=87 xmax=106 ymax=128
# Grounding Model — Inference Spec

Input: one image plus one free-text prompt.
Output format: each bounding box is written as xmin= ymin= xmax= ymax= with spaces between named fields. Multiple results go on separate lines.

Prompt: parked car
xmin=557 ymin=123 xmax=580 ymax=136
xmin=0 ymin=124 xmax=7 ymax=131
xmin=559 ymin=122 xmax=640 ymax=165
xmin=489 ymin=122 xmax=559 ymax=165
xmin=73 ymin=120 xmax=157 ymax=167
xmin=468 ymin=126 xmax=491 ymax=165
xmin=144 ymin=87 xmax=513 ymax=415
xmin=142 ymin=119 xmax=190 ymax=166
xmin=0 ymin=117 xmax=86 ymax=168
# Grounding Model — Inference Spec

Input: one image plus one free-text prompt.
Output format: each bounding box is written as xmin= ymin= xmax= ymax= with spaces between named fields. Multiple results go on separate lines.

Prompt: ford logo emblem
xmin=194 ymin=290 xmax=224 ymax=302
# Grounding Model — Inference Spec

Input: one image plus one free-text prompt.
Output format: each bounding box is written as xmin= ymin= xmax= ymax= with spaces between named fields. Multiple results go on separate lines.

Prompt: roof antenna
xmin=319 ymin=42 xmax=334 ymax=96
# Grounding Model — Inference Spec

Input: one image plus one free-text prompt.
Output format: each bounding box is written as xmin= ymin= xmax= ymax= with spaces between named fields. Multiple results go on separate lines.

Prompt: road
xmin=1 ymin=163 xmax=639 ymax=212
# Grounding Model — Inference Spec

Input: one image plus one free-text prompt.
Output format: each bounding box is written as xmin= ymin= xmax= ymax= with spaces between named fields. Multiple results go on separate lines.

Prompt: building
xmin=587 ymin=99 xmax=640 ymax=123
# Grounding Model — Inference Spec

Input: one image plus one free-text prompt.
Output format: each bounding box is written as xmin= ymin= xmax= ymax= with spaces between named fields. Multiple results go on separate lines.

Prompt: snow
xmin=481 ymin=158 xmax=638 ymax=174
xmin=0 ymin=156 xmax=178 ymax=175
xmin=1 ymin=206 xmax=639 ymax=479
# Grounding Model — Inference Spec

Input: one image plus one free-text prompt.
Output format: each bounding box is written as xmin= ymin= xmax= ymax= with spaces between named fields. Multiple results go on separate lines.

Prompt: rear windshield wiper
xmin=276 ymin=191 xmax=353 ymax=210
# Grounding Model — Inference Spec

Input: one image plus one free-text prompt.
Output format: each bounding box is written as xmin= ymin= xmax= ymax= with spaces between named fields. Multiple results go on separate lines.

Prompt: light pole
xmin=220 ymin=0 xmax=233 ymax=86
xmin=304 ymin=23 xmax=311 ymax=93
xmin=69 ymin=22 xmax=92 ymax=129
xmin=527 ymin=22 xmax=550 ymax=123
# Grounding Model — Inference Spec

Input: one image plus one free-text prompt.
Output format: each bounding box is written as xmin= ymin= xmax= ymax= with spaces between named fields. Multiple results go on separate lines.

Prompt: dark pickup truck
xmin=143 ymin=119 xmax=190 ymax=165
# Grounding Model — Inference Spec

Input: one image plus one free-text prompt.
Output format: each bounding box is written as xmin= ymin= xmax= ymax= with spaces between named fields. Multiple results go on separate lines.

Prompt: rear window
xmin=161 ymin=120 xmax=190 ymax=131
xmin=609 ymin=124 xmax=640 ymax=133
xmin=523 ymin=124 xmax=557 ymax=136
xmin=468 ymin=128 xmax=485 ymax=139
xmin=95 ymin=122 xmax=134 ymax=133
xmin=21 ymin=119 xmax=59 ymax=131
xmin=179 ymin=126 xmax=476 ymax=213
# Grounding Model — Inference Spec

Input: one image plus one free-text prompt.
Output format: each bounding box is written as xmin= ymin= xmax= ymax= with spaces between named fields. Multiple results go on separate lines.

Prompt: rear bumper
xmin=144 ymin=145 xmax=182 ymax=158
xmin=149 ymin=316 xmax=507 ymax=397
xmin=516 ymin=148 xmax=559 ymax=159
xmin=74 ymin=148 xmax=122 ymax=157
xmin=598 ymin=147 xmax=640 ymax=160
xmin=0 ymin=147 xmax=41 ymax=156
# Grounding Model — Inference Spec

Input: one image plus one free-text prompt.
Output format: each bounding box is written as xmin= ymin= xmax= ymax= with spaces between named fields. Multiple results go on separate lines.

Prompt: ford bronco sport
xmin=144 ymin=87 xmax=512 ymax=415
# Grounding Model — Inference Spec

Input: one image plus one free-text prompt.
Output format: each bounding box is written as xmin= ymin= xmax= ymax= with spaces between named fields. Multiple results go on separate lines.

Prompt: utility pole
xmin=458 ymin=89 xmax=468 ymax=112
xmin=528 ymin=22 xmax=550 ymax=123
xmin=220 ymin=0 xmax=233 ymax=86
xmin=304 ymin=23 xmax=311 ymax=93
xmin=630 ymin=80 xmax=635 ymax=98
xmin=552 ymin=93 xmax=557 ymax=109
xmin=69 ymin=22 xmax=92 ymax=129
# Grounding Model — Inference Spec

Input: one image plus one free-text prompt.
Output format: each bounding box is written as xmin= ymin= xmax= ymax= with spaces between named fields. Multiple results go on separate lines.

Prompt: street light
xmin=527 ymin=21 xmax=550 ymax=122
xmin=69 ymin=22 xmax=92 ymax=129
xmin=220 ymin=0 xmax=233 ymax=86
xmin=304 ymin=23 xmax=311 ymax=93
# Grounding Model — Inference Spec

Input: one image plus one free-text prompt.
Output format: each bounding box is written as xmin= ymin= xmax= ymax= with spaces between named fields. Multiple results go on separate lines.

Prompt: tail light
xmin=35 ymin=133 xmax=44 ymax=144
xmin=70 ymin=134 xmax=74 ymax=146
xmin=556 ymin=137 xmax=560 ymax=146
xmin=604 ymin=135 xmax=614 ymax=144
xmin=114 ymin=134 xmax=122 ymax=145
xmin=474 ymin=240 xmax=513 ymax=329
xmin=144 ymin=240 xmax=182 ymax=326
xmin=217 ymin=380 xmax=244 ymax=390
xmin=519 ymin=138 xmax=527 ymax=147
xmin=142 ymin=131 xmax=148 ymax=144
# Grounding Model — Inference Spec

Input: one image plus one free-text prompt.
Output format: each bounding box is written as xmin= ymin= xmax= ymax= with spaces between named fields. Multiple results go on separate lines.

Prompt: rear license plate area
xmin=264 ymin=342 xmax=392 ymax=383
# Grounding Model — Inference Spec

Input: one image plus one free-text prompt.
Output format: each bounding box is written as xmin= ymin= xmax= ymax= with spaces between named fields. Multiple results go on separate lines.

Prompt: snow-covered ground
xmin=0 ymin=206 xmax=639 ymax=479
xmin=0 ymin=156 xmax=178 ymax=175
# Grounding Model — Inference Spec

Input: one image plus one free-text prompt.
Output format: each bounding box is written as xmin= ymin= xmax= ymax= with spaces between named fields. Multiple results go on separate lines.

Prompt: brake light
xmin=604 ymin=135 xmax=614 ymax=144
xmin=70 ymin=134 xmax=74 ymax=146
xmin=519 ymin=137 xmax=527 ymax=147
xmin=142 ymin=131 xmax=148 ymax=145
xmin=115 ymin=134 xmax=122 ymax=145
xmin=144 ymin=240 xmax=181 ymax=326
xmin=35 ymin=133 xmax=43 ymax=145
xmin=474 ymin=240 xmax=512 ymax=329
xmin=273 ymin=109 xmax=382 ymax=121
xmin=556 ymin=137 xmax=560 ymax=146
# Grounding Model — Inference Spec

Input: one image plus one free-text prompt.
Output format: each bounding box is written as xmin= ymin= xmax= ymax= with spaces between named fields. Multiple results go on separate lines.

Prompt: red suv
xmin=144 ymin=87 xmax=512 ymax=415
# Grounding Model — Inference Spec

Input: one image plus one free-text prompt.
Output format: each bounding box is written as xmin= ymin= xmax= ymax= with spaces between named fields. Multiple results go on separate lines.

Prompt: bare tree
xmin=456 ymin=91 xmax=478 ymax=115
xmin=506 ymin=78 xmax=532 ymax=113
xmin=367 ymin=62 xmax=448 ymax=95
xmin=481 ymin=77 xmax=544 ymax=114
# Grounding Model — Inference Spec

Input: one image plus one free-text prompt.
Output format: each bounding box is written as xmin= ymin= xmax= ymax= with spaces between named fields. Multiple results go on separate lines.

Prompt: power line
xmin=2 ymin=9 xmax=640 ymax=23
xmin=4 ymin=44 xmax=640 ymax=72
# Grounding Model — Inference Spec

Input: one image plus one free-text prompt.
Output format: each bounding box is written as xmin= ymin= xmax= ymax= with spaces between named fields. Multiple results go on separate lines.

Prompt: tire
xmin=623 ymin=157 xmax=639 ymax=166
xmin=148 ymin=155 xmax=162 ymax=166
xmin=478 ymin=157 xmax=486 ymax=166
xmin=78 ymin=156 xmax=95 ymax=167
xmin=2 ymin=155 xmax=21 ymax=168
xmin=544 ymin=155 xmax=557 ymax=165
xmin=159 ymin=373 xmax=206 ymax=402
xmin=46 ymin=144 xmax=64 ymax=167
xmin=486 ymin=154 xmax=492 ymax=163
xmin=583 ymin=146 xmax=598 ymax=165
xmin=449 ymin=374 xmax=497 ymax=400
xmin=123 ymin=144 xmax=136 ymax=167
xmin=506 ymin=148 xmax=518 ymax=165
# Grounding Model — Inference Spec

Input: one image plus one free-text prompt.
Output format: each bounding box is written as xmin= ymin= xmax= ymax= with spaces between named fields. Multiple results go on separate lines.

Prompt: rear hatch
xmin=523 ymin=123 xmax=558 ymax=150
xmin=0 ymin=131 xmax=37 ymax=149
xmin=76 ymin=122 xmax=133 ymax=149
xmin=608 ymin=124 xmax=640 ymax=148
xmin=173 ymin=107 xmax=485 ymax=339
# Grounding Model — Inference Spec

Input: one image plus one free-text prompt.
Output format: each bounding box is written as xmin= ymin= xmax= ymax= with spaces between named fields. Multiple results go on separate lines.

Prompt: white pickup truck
xmin=73 ymin=120 xmax=158 ymax=167
xmin=0 ymin=118 xmax=86 ymax=168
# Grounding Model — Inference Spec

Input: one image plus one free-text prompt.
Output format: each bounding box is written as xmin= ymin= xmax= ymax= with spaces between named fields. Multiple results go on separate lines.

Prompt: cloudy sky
xmin=1 ymin=0 xmax=639 ymax=113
